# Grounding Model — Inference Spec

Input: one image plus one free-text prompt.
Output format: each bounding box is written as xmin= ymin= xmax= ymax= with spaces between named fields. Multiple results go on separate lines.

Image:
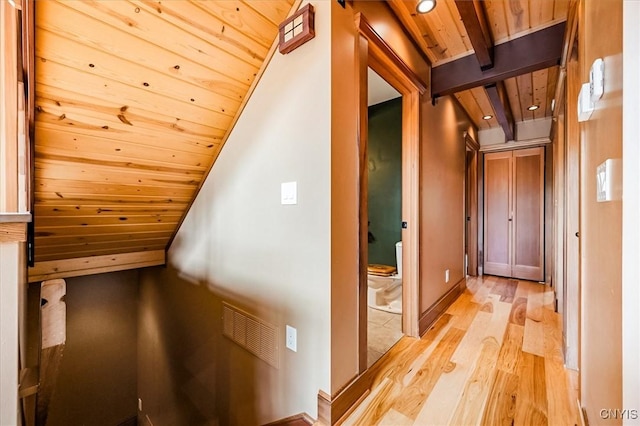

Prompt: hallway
xmin=342 ymin=276 xmax=579 ymax=425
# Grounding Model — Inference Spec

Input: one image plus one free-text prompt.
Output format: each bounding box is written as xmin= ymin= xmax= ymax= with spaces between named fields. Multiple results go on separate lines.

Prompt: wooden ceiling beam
xmin=484 ymin=82 xmax=515 ymax=141
xmin=432 ymin=22 xmax=565 ymax=97
xmin=454 ymin=0 xmax=494 ymax=70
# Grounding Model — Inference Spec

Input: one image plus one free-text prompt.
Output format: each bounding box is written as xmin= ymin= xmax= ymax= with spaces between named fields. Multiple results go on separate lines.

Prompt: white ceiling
xmin=368 ymin=68 xmax=401 ymax=106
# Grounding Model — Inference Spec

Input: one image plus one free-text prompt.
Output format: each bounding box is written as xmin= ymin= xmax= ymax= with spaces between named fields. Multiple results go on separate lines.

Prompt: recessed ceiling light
xmin=483 ymin=115 xmax=493 ymax=120
xmin=416 ymin=0 xmax=436 ymax=14
xmin=528 ymin=104 xmax=540 ymax=111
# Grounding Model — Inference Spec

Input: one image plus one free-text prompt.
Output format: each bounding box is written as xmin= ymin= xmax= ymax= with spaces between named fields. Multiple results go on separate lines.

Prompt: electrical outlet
xmin=445 ymin=269 xmax=450 ymax=283
xmin=286 ymin=325 xmax=297 ymax=352
xmin=138 ymin=398 xmax=143 ymax=412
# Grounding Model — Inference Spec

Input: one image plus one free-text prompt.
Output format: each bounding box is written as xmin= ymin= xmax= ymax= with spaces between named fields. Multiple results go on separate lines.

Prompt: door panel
xmin=484 ymin=152 xmax=511 ymax=277
xmin=512 ymin=148 xmax=544 ymax=281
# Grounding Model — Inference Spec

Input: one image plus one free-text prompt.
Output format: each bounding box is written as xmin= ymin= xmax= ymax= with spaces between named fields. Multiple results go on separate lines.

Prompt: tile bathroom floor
xmin=367 ymin=307 xmax=403 ymax=367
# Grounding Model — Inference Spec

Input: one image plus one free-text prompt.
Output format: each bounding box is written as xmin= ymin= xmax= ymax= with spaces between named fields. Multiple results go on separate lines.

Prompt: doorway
xmin=366 ymin=69 xmax=403 ymax=367
xmin=355 ymin=15 xmax=425 ymax=372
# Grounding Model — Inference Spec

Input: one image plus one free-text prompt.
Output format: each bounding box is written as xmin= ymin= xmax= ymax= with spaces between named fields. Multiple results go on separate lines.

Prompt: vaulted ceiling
xmin=30 ymin=0 xmax=569 ymax=280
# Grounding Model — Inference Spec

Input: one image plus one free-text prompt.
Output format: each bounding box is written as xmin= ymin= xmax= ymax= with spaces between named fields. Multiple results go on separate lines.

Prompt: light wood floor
xmin=341 ymin=275 xmax=580 ymax=426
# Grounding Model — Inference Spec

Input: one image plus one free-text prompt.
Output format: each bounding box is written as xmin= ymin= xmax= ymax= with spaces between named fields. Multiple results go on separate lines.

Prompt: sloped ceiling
xmin=33 ymin=0 xmax=295 ymax=267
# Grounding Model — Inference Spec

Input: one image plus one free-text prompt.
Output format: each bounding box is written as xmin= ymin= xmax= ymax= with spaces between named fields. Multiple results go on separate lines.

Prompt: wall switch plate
xmin=578 ymin=82 xmax=594 ymax=122
xmin=596 ymin=159 xmax=622 ymax=202
xmin=445 ymin=269 xmax=450 ymax=283
xmin=281 ymin=181 xmax=297 ymax=205
xmin=286 ymin=325 xmax=297 ymax=352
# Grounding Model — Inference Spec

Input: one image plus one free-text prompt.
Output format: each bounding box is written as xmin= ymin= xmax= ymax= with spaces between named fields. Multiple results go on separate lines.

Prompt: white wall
xmin=623 ymin=2 xmax=640 ymax=423
xmin=168 ymin=0 xmax=331 ymax=420
xmin=478 ymin=117 xmax=552 ymax=146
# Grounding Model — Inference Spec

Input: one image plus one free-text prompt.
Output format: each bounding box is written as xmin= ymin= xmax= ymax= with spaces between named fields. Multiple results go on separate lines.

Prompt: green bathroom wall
xmin=368 ymin=97 xmax=402 ymax=268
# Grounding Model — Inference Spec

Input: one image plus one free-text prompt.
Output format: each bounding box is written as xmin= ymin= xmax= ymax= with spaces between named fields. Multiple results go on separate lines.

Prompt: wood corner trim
xmin=28 ymin=250 xmax=165 ymax=282
xmin=0 ymin=222 xmax=27 ymax=242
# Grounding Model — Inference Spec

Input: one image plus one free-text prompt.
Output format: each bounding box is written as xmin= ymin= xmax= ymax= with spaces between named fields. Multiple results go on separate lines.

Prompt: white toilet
xmin=367 ymin=241 xmax=402 ymax=314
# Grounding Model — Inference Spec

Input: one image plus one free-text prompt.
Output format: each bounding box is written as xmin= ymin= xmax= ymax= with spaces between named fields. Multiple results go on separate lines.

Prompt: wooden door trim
xmin=355 ymin=12 xmax=422 ymax=370
xmin=465 ymin=134 xmax=479 ymax=276
xmin=355 ymin=30 xmax=369 ymax=373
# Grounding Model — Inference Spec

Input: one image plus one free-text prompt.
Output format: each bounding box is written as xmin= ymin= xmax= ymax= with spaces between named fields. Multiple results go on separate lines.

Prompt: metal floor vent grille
xmin=222 ymin=302 xmax=278 ymax=368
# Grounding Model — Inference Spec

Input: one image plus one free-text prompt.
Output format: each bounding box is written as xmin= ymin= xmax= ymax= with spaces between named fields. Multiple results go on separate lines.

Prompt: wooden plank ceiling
xmin=388 ymin=0 xmax=568 ymax=132
xmin=33 ymin=0 xmax=295 ymax=265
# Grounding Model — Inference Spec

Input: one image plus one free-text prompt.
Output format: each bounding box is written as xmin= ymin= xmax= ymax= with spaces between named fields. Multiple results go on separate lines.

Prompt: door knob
xmin=575 ymin=232 xmax=580 ymax=237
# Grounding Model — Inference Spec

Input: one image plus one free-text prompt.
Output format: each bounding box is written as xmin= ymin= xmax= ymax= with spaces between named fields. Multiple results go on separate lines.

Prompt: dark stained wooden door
xmin=484 ymin=148 xmax=544 ymax=281
xmin=484 ymin=151 xmax=512 ymax=277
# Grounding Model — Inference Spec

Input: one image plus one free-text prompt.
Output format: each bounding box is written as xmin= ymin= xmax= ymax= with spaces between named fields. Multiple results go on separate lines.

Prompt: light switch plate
xmin=578 ymin=82 xmax=594 ymax=122
xmin=281 ymin=181 xmax=297 ymax=205
xmin=596 ymin=159 xmax=621 ymax=202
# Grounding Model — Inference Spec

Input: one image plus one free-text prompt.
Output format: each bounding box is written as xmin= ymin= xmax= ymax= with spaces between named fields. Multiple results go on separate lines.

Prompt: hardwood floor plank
xmin=415 ymin=295 xmax=511 ymax=425
xmin=543 ymin=288 xmax=556 ymax=310
xmin=504 ymin=279 xmax=519 ymax=302
xmin=368 ymin=337 xmax=420 ymax=389
xmin=448 ymin=292 xmax=480 ymax=330
xmin=413 ymin=311 xmax=493 ymax=425
xmin=399 ymin=318 xmax=454 ymax=387
xmin=489 ymin=277 xmax=517 ymax=303
xmin=496 ymin=323 xmax=524 ymax=374
xmin=480 ymin=369 xmax=519 ymax=426
xmin=508 ymin=296 xmax=527 ymax=326
xmin=377 ymin=408 xmax=413 ymax=425
xmin=542 ymin=307 xmax=564 ymax=362
xmin=448 ymin=338 xmax=501 ymax=425
xmin=522 ymin=317 xmax=545 ymax=356
xmin=447 ymin=294 xmax=511 ymax=425
xmin=543 ymin=309 xmax=579 ymax=426
xmin=447 ymin=292 xmax=473 ymax=316
xmin=526 ymin=283 xmax=545 ymax=322
xmin=470 ymin=275 xmax=496 ymax=304
xmin=515 ymin=352 xmax=549 ymax=425
xmin=513 ymin=280 xmax=531 ymax=299
xmin=391 ymin=327 xmax=466 ymax=419
xmin=341 ymin=378 xmax=393 ymax=426
xmin=465 ymin=276 xmax=482 ymax=293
